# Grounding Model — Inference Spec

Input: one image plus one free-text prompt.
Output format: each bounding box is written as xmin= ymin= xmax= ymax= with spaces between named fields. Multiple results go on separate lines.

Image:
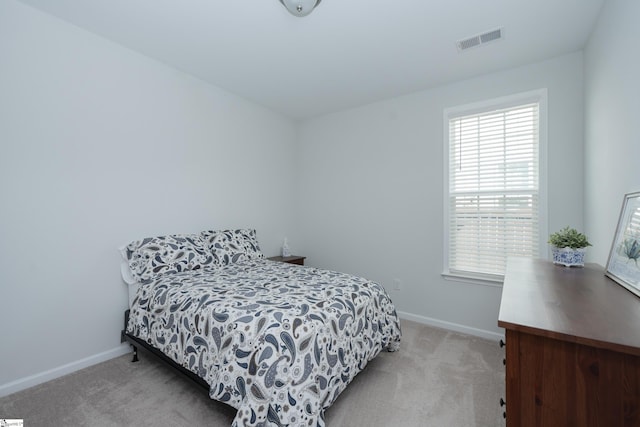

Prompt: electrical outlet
xmin=393 ymin=278 xmax=401 ymax=290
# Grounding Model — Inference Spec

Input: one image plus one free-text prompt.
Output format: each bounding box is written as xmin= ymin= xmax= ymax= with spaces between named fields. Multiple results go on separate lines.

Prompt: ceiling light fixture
xmin=279 ymin=0 xmax=322 ymax=17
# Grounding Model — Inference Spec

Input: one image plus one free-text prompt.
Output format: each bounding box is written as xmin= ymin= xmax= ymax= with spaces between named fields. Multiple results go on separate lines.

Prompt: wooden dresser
xmin=498 ymin=257 xmax=640 ymax=426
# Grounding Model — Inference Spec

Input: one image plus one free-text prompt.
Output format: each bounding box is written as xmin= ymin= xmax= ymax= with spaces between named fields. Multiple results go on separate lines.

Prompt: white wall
xmin=0 ymin=0 xmax=297 ymax=392
xmin=584 ymin=0 xmax=640 ymax=264
xmin=295 ymin=53 xmax=584 ymax=336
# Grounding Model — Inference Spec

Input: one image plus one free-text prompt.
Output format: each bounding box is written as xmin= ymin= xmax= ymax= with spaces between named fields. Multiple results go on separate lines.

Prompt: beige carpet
xmin=0 ymin=320 xmax=505 ymax=426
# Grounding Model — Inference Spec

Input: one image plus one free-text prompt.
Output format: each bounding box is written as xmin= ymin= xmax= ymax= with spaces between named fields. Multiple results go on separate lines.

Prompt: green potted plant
xmin=548 ymin=226 xmax=592 ymax=267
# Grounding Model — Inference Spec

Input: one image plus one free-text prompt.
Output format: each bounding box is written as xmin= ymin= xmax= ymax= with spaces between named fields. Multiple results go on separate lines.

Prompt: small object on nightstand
xmin=268 ymin=255 xmax=306 ymax=266
xmin=282 ymin=237 xmax=291 ymax=257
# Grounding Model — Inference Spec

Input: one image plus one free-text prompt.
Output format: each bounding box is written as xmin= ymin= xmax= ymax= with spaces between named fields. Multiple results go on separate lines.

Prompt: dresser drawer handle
xmin=500 ymin=339 xmax=506 ymax=348
xmin=500 ymin=398 xmax=506 ymax=407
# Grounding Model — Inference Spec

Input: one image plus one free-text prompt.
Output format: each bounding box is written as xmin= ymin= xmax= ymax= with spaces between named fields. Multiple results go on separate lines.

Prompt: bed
xmin=121 ymin=229 xmax=402 ymax=427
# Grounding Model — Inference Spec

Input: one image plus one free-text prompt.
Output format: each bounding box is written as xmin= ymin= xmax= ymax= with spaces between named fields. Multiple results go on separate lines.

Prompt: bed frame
xmin=120 ymin=309 xmax=210 ymax=392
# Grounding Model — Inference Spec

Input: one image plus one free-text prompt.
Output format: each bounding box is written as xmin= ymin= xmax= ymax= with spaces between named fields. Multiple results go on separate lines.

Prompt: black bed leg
xmin=131 ymin=345 xmax=139 ymax=362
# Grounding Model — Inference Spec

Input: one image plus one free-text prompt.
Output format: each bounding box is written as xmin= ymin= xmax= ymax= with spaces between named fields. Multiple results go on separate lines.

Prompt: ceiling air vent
xmin=457 ymin=28 xmax=503 ymax=52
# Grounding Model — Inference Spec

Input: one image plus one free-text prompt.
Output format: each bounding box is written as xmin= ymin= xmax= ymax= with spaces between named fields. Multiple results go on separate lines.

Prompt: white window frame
xmin=442 ymin=89 xmax=548 ymax=286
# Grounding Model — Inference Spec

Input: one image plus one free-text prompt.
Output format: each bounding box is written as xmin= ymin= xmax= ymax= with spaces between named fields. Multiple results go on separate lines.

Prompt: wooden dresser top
xmin=498 ymin=257 xmax=640 ymax=356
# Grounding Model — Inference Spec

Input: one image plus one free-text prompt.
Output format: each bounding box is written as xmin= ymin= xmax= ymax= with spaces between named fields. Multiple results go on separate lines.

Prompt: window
xmin=443 ymin=90 xmax=547 ymax=283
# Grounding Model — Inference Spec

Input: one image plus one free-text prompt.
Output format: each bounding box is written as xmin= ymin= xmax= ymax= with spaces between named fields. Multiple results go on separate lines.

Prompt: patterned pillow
xmin=124 ymin=234 xmax=214 ymax=283
xmin=200 ymin=229 xmax=264 ymax=266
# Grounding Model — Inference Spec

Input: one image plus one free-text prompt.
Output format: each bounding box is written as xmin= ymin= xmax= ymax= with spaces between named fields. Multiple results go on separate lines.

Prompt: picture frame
xmin=606 ymin=191 xmax=640 ymax=297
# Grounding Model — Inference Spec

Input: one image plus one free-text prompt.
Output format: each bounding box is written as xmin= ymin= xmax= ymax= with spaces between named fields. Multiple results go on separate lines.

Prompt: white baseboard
xmin=1 ymin=314 xmax=502 ymax=398
xmin=0 ymin=344 xmax=131 ymax=398
xmin=398 ymin=310 xmax=504 ymax=341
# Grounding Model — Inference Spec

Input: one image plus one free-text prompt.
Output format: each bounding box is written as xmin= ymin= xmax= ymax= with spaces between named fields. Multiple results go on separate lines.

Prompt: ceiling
xmin=18 ymin=0 xmax=605 ymax=120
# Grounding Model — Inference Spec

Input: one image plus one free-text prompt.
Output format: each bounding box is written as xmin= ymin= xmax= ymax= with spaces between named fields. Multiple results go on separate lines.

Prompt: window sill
xmin=441 ymin=272 xmax=504 ymax=287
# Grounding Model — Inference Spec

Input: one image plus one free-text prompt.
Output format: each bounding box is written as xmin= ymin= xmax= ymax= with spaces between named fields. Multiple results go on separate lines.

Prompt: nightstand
xmin=267 ymin=255 xmax=306 ymax=265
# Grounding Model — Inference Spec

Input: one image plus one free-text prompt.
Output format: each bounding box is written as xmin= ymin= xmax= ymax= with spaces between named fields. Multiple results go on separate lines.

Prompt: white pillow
xmin=119 ymin=244 xmax=139 ymax=308
xmin=118 ymin=244 xmax=137 ymax=285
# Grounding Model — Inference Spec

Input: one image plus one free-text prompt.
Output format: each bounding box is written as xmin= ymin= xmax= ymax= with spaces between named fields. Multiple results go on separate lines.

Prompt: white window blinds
xmin=447 ymin=102 xmax=540 ymax=278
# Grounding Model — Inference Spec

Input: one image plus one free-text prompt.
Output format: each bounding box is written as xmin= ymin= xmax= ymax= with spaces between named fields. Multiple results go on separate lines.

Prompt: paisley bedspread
xmin=126 ymin=259 xmax=402 ymax=427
